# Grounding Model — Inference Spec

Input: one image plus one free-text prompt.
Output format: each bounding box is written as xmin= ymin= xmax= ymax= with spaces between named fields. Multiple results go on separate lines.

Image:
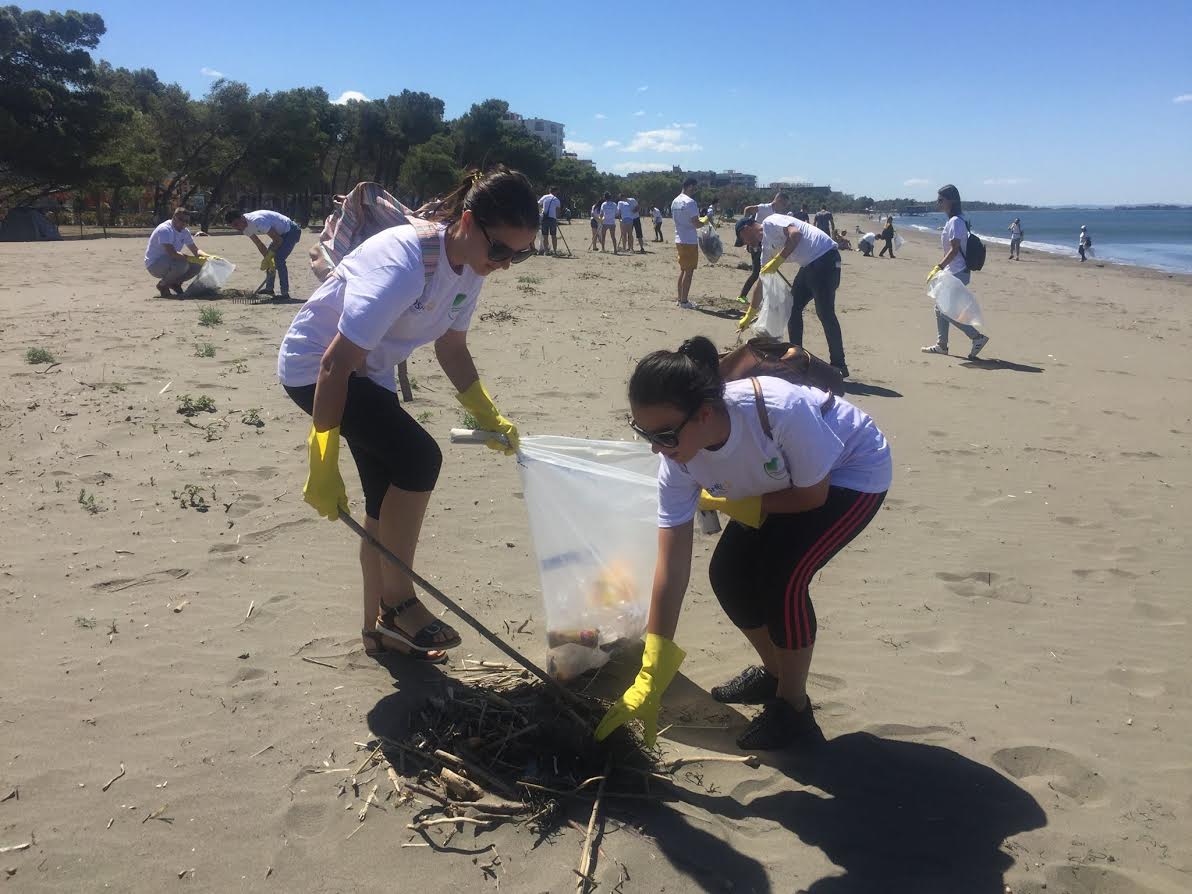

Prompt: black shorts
xmin=708 ymin=487 xmax=885 ymax=650
xmin=540 ymin=217 xmax=558 ymax=236
xmin=284 ymin=375 xmax=442 ymax=519
xmin=632 ymin=217 xmax=643 ymax=239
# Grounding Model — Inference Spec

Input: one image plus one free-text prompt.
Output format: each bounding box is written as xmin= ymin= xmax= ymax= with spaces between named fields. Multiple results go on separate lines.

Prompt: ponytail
xmin=628 ymin=336 xmax=724 ymax=413
xmin=429 ymin=165 xmax=539 ymax=232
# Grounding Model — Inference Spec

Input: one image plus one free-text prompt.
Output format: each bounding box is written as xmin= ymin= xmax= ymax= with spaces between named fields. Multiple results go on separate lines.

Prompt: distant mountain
xmin=1112 ymin=204 xmax=1192 ymax=211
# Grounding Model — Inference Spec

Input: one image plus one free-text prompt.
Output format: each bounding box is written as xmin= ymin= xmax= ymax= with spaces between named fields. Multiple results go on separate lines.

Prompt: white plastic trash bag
xmin=929 ymin=270 xmax=984 ymax=329
xmin=698 ymin=224 xmax=723 ymax=263
xmin=516 ymin=436 xmax=659 ymax=681
xmin=184 ymin=256 xmax=236 ymax=296
xmin=752 ymin=272 xmax=791 ymax=338
xmin=894 ymin=234 xmax=905 ymax=250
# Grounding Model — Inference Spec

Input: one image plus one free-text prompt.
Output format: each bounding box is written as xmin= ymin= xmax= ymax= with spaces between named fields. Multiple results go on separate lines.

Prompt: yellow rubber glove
xmin=594 ymin=633 xmax=686 ymax=746
xmin=456 ymin=380 xmax=519 ymax=456
xmin=736 ymin=305 xmax=759 ymax=332
xmin=185 ymin=252 xmax=208 ymax=265
xmin=760 ymin=254 xmax=785 ymax=276
xmin=699 ymin=490 xmax=765 ymax=528
xmin=698 ymin=216 xmax=709 ymax=226
xmin=926 ymin=265 xmax=941 ymax=283
xmin=304 ymin=425 xmax=349 ymax=520
xmin=260 ymin=250 xmax=276 ymax=272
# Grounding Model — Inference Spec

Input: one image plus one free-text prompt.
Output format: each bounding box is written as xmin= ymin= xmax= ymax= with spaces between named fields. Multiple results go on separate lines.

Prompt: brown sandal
xmin=362 ymin=629 xmax=447 ymax=665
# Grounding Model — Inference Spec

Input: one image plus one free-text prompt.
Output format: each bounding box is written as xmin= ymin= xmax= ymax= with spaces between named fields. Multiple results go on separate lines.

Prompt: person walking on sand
xmin=1078 ymin=225 xmax=1092 ymax=262
xmin=734 ymin=211 xmax=850 ymax=378
xmin=599 ymin=192 xmax=619 ymax=253
xmin=922 ymin=184 xmax=990 ymax=359
xmin=628 ymin=196 xmax=646 ymax=252
xmin=276 ymin=166 xmax=536 ymax=663
xmin=813 ymin=204 xmax=835 ymax=236
xmin=652 ymin=205 xmax=664 ymax=242
xmin=588 ymin=202 xmax=600 ymax=251
xmin=226 ymin=208 xmax=301 ymax=300
xmin=1008 ymin=217 xmax=1023 ymax=260
xmin=595 ymin=336 xmax=891 ymax=750
xmin=537 ymin=186 xmax=561 ymax=255
xmin=671 ymin=177 xmax=702 ymax=308
xmin=879 ymin=216 xmax=896 ymax=258
xmin=145 ymin=207 xmax=205 ymax=297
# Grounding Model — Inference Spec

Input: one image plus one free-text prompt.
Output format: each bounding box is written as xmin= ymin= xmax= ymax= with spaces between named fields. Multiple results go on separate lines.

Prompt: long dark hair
xmin=430 ymin=165 xmax=538 ymax=231
xmin=937 ymin=183 xmax=964 ymax=218
xmin=629 ymin=336 xmax=724 ymax=412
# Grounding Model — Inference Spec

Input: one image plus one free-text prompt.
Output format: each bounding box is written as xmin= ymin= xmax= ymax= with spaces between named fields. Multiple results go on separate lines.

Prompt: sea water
xmin=892 ymin=208 xmax=1192 ymax=274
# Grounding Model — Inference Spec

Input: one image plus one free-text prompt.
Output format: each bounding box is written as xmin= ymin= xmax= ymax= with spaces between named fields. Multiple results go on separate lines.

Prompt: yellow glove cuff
xmin=311 ymin=426 xmax=340 ymax=460
xmin=455 ymin=380 xmax=498 ymax=418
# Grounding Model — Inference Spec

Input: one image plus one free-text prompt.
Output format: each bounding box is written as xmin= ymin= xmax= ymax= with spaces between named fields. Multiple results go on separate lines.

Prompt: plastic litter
xmin=698 ymin=224 xmax=723 ymax=264
xmin=184 ymin=256 xmax=236 ymax=296
xmin=894 ymin=234 xmax=905 ymax=250
xmin=928 ymin=270 xmax=984 ymax=329
xmin=752 ymin=272 xmax=792 ymax=339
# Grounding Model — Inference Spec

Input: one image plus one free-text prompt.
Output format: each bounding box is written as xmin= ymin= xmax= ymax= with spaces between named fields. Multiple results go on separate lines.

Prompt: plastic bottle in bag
xmin=928 ymin=270 xmax=984 ymax=328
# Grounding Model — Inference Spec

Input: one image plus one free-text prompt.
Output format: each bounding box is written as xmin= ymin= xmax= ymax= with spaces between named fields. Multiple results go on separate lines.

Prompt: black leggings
xmin=708 ymin=487 xmax=886 ymax=650
xmin=739 ymin=246 xmax=761 ymax=297
xmin=788 ymin=249 xmax=845 ymax=367
xmin=284 ymin=375 xmax=442 ymax=519
xmin=879 ymin=236 xmax=894 ymax=257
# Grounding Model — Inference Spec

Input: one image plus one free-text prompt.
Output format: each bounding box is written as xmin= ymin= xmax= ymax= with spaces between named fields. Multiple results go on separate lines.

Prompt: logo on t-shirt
xmin=707 ymin=482 xmax=727 ymax=497
xmin=763 ymin=456 xmax=786 ymax=480
xmin=448 ymin=293 xmax=468 ymax=318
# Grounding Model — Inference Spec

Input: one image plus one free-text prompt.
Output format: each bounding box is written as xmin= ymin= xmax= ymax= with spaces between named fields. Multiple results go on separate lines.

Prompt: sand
xmin=0 ymin=217 xmax=1190 ymax=893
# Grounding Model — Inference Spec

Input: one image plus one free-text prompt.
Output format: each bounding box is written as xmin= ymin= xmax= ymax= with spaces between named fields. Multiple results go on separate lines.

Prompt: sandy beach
xmin=1 ymin=217 xmax=1190 ymax=893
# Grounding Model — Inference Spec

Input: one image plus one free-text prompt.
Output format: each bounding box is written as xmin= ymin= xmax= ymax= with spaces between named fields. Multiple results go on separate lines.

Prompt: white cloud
xmin=333 ymin=90 xmax=370 ymax=104
xmin=602 ymin=140 xmax=621 ymax=148
xmin=200 ymin=67 xmax=223 ymax=78
xmin=633 ymin=110 xmax=645 ymax=116
xmin=621 ymin=127 xmax=702 ymax=153
xmin=564 ymin=139 xmax=594 ymax=153
xmin=614 ymin=162 xmax=670 ymax=173
xmin=903 ymin=178 xmax=929 ymax=187
xmin=672 ymin=122 xmax=696 ymax=129
xmin=637 ymin=85 xmax=649 ymax=92
xmin=983 ymin=177 xmax=1029 ymax=186
xmin=1173 ymin=94 xmax=1192 ymax=103
xmin=594 ymin=112 xmax=607 ymax=119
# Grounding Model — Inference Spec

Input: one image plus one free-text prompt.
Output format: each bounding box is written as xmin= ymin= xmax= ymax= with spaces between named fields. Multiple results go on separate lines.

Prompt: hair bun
xmin=677 ymin=336 xmax=721 ymax=376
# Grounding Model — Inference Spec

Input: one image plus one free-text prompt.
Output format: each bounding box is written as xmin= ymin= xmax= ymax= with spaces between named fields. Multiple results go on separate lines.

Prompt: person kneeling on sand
xmin=276 ymin=166 xmax=536 ymax=663
xmin=144 ymin=208 xmax=205 ymax=297
xmin=595 ymin=337 xmax=891 ymax=750
xmin=226 ymin=208 xmax=301 ymax=301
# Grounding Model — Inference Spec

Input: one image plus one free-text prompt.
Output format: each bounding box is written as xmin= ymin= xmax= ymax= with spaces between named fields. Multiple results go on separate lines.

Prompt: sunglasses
xmin=477 ymin=220 xmax=535 ymax=265
xmin=627 ymin=405 xmax=699 ymax=449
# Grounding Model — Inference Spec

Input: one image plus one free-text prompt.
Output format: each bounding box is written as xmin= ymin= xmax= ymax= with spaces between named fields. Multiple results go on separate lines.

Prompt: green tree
xmin=398 ymin=134 xmax=461 ymax=205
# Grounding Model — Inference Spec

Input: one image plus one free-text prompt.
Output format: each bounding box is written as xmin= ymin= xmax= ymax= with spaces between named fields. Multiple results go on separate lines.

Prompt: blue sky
xmin=61 ymin=0 xmax=1192 ymax=205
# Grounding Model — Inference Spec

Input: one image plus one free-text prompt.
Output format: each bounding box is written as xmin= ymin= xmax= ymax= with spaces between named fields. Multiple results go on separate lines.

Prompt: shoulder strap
xmin=407 ymin=218 xmax=441 ymax=291
xmin=750 ymin=377 xmax=773 ymax=440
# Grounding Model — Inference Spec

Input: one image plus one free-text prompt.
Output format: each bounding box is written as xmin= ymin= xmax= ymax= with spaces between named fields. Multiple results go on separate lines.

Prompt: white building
xmin=502 ymin=112 xmax=565 ymax=156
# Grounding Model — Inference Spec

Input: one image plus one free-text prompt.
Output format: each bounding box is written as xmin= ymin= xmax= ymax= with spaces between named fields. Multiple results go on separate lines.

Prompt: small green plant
xmin=516 ymin=274 xmax=542 ymax=285
xmin=108 ymin=382 xmax=126 ymax=393
xmin=24 ymin=347 xmax=55 ymax=364
xmin=241 ymin=408 xmax=264 ymax=428
xmin=408 ymin=376 xmax=419 ymax=391
xmin=74 ymin=616 xmax=97 ymax=629
xmin=174 ymin=483 xmax=210 ymax=512
xmin=77 ymin=488 xmax=101 ymax=514
xmin=460 ymin=410 xmax=479 ymax=429
xmin=194 ymin=343 xmax=216 ymax=358
xmin=416 ymin=411 xmax=433 ymax=424
xmin=198 ymin=306 xmax=223 ymax=327
xmin=177 ymin=394 xmax=216 ymax=416
xmin=230 ymin=359 xmax=249 ymax=374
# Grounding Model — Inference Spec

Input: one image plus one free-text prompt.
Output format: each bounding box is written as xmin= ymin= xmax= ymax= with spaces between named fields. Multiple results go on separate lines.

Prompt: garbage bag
xmin=184 ymin=256 xmax=236 ymax=296
xmin=516 ymin=436 xmax=659 ymax=680
xmin=928 ymin=270 xmax=984 ymax=329
xmin=894 ymin=233 xmax=905 ymax=250
xmin=752 ymin=272 xmax=792 ymax=338
xmin=698 ymin=224 xmax=723 ymax=264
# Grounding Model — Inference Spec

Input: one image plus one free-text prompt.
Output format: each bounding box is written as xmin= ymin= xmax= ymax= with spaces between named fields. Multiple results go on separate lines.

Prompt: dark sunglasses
xmin=627 ymin=405 xmax=699 ymax=449
xmin=477 ymin=220 xmax=535 ymax=265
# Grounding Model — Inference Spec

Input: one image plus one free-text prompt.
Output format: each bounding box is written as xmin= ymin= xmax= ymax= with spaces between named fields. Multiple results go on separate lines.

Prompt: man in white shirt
xmin=598 ymin=192 xmax=619 ymax=253
xmin=670 ymin=177 xmax=702 ymax=308
xmin=538 ymin=187 xmax=561 ymax=255
xmin=144 ymin=207 xmax=203 ymax=297
xmin=737 ymin=191 xmax=792 ymax=304
xmin=742 ymin=190 xmax=790 ymax=225
xmin=226 ymin=208 xmax=300 ymax=299
xmin=651 ymin=206 xmax=664 ymax=242
xmin=626 ymin=196 xmax=645 ymax=253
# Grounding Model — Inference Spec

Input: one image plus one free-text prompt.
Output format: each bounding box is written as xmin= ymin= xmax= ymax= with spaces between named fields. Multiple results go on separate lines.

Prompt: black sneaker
xmin=711 ymin=665 xmax=778 ymax=705
xmin=735 ymin=698 xmax=817 ymax=750
xmin=831 ymin=362 xmax=850 ymax=379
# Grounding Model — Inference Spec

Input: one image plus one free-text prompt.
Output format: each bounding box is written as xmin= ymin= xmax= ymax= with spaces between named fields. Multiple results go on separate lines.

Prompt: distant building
xmin=561 ymin=150 xmax=595 ymax=169
xmin=502 ymin=111 xmax=565 ymax=156
xmin=673 ymin=168 xmax=759 ymax=190
xmin=767 ymin=181 xmax=832 ymax=196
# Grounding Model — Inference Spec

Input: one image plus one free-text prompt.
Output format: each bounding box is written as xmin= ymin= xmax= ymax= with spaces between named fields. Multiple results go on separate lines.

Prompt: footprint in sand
xmin=807 ymin=671 xmax=846 ymax=692
xmin=862 ymin=722 xmax=959 ymax=742
xmin=1130 ymin=600 xmax=1186 ymax=627
xmin=900 ymin=628 xmax=991 ymax=678
xmin=936 ymin=571 xmax=1032 ymax=604
xmin=1055 ymin=515 xmax=1102 ymax=530
xmin=991 ymin=745 xmax=1106 ymax=803
xmin=1104 ymin=666 xmax=1167 ymax=699
xmin=1034 ymin=864 xmax=1167 ymax=894
xmin=279 ymin=801 xmax=332 ymax=840
xmin=92 ymin=567 xmax=190 ymax=592
xmin=209 ymin=518 xmax=314 ymax=553
xmin=1073 ymin=567 xmax=1139 ymax=582
xmin=229 ymin=666 xmax=267 ymax=685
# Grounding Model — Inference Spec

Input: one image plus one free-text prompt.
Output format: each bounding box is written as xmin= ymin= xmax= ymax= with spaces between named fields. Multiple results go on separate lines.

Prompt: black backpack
xmin=954 ymin=217 xmax=986 ymax=271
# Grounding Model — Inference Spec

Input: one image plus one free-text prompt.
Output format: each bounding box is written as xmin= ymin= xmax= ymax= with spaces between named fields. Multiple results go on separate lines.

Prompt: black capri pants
xmin=284 ymin=374 xmax=442 ymax=519
xmin=632 ymin=217 xmax=643 ymax=241
xmin=740 ymin=245 xmax=761 ymax=298
xmin=708 ymin=487 xmax=885 ymax=650
xmin=788 ymin=248 xmax=846 ymax=368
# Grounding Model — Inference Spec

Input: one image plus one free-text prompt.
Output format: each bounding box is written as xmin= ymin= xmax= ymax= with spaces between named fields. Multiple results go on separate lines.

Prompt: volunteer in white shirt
xmin=670 ymin=177 xmax=702 ymax=308
xmin=537 ymin=188 xmax=561 ymax=255
xmin=734 ymin=213 xmax=850 ymax=378
xmin=276 ymin=166 xmax=538 ymax=663
xmin=651 ymin=206 xmax=664 ymax=242
xmin=144 ymin=207 xmax=204 ymax=297
xmin=627 ymin=196 xmax=645 ymax=253
xmin=1007 ymin=218 xmax=1023 ymax=261
xmin=922 ymin=184 xmax=990 ymax=359
xmin=595 ymin=336 xmax=891 ymax=750
xmin=616 ymin=197 xmax=632 ymax=253
xmin=226 ymin=208 xmax=301 ymax=300
xmin=738 ymin=191 xmax=792 ymax=305
xmin=598 ymin=192 xmax=619 ymax=253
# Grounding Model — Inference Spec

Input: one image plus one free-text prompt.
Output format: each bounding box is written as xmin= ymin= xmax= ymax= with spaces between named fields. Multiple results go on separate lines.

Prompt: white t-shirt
xmin=539 ymin=194 xmax=560 ymax=219
xmin=760 ymin=213 xmax=839 ymax=266
xmin=656 ymin=378 xmax=892 ymax=527
xmin=754 ymin=202 xmax=776 ymax=223
xmin=600 ymin=201 xmax=618 ymax=225
xmin=277 ymin=223 xmax=482 ymax=392
xmin=624 ymin=198 xmax=638 ymax=220
xmin=941 ymin=216 xmax=969 ymax=274
xmin=671 ymin=193 xmax=699 ymax=245
xmin=616 ymin=200 xmax=630 ymax=222
xmin=242 ymin=209 xmax=294 ymax=238
xmin=859 ymin=232 xmax=876 ymax=247
xmin=1009 ymin=222 xmax=1022 ymax=239
xmin=145 ymin=220 xmax=196 ymax=268
xmin=651 ymin=207 xmax=663 ymax=223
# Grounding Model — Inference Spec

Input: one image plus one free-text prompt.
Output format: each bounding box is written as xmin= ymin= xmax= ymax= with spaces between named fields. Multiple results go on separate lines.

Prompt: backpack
xmin=718 ymin=336 xmax=844 ymax=410
xmin=953 ymin=216 xmax=986 ymax=271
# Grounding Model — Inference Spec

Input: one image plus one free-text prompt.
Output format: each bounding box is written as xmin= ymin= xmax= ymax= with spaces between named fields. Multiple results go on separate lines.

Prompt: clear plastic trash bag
xmin=698 ymin=224 xmax=723 ymax=263
xmin=928 ymin=270 xmax=984 ymax=329
xmin=894 ymin=234 xmax=905 ymax=250
xmin=516 ymin=436 xmax=659 ymax=681
xmin=752 ymin=272 xmax=792 ymax=338
xmin=184 ymin=256 xmax=236 ymax=296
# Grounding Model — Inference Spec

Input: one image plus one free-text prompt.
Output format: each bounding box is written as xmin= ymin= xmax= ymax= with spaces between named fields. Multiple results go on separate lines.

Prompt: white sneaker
xmin=921 ymin=343 xmax=948 ymax=355
xmin=968 ymin=335 xmax=990 ymax=359
xmin=677 ymin=300 xmax=697 ymax=310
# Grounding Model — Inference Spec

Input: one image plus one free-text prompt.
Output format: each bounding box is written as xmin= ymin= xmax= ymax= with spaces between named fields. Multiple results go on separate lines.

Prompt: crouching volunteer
xmin=734 ymin=212 xmax=850 ymax=378
xmin=595 ymin=336 xmax=891 ymax=749
xmin=145 ymin=207 xmax=205 ymax=297
xmin=226 ymin=208 xmax=302 ymax=300
xmin=276 ymin=166 xmax=538 ymax=662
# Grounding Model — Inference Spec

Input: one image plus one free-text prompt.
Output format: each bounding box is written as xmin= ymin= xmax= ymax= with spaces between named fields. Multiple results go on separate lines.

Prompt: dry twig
xmin=101 ymin=763 xmax=126 ymax=792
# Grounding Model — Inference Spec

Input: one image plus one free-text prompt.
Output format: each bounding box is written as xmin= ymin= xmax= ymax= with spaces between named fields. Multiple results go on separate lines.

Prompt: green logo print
xmin=452 ymin=293 xmax=468 ymax=307
xmin=763 ymin=456 xmax=785 ymax=479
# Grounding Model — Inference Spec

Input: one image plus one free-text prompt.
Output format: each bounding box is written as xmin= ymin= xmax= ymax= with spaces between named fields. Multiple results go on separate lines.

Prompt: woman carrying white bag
xmin=595 ymin=337 xmax=891 ymax=750
xmin=922 ymin=184 xmax=991 ymax=359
